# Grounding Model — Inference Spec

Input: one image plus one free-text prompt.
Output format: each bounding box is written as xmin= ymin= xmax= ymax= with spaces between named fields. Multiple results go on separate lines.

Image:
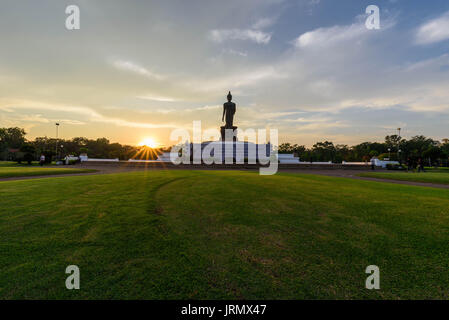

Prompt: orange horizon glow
xmin=138 ymin=137 xmax=160 ymax=148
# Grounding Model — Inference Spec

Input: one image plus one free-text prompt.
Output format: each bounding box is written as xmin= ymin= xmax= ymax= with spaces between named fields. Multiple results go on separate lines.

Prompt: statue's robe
xmin=223 ymin=102 xmax=236 ymax=128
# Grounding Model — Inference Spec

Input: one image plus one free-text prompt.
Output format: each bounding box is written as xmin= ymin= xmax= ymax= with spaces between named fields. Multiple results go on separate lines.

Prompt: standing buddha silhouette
xmin=222 ymin=91 xmax=236 ymax=128
xmin=221 ymin=91 xmax=237 ymax=141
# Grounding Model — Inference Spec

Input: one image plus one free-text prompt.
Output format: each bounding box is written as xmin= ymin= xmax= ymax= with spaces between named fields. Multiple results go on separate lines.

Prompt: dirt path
xmin=2 ymin=165 xmax=449 ymax=190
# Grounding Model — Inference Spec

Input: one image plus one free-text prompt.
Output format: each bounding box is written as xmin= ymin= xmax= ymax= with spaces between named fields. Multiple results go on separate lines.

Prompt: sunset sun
xmin=138 ymin=137 xmax=159 ymax=148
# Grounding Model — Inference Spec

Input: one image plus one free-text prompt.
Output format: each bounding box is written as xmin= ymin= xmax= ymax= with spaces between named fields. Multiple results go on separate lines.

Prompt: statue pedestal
xmin=220 ymin=126 xmax=238 ymax=141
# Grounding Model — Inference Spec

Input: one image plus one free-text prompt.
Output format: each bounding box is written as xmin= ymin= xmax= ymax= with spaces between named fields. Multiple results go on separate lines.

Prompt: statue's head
xmin=227 ymin=91 xmax=232 ymax=102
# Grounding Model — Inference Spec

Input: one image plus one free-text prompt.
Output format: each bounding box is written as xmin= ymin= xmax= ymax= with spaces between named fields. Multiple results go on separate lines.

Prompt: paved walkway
xmin=1 ymin=165 xmax=449 ymax=190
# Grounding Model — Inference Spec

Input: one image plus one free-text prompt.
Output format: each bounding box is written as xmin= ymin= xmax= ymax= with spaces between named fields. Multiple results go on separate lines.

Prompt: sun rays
xmin=138 ymin=137 xmax=159 ymax=148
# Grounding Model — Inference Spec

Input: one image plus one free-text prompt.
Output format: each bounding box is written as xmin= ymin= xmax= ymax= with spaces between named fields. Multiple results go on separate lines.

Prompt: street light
xmin=55 ymin=123 xmax=60 ymax=161
xmin=388 ymin=148 xmax=391 ymax=159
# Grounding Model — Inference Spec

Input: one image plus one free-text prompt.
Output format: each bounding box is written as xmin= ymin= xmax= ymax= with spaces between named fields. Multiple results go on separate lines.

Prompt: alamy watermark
xmin=365 ymin=265 xmax=380 ymax=289
xmin=65 ymin=5 xmax=80 ymax=30
xmin=64 ymin=5 xmax=379 ymax=31
xmin=65 ymin=265 xmax=80 ymax=289
xmin=365 ymin=5 xmax=380 ymax=30
xmin=168 ymin=121 xmax=279 ymax=175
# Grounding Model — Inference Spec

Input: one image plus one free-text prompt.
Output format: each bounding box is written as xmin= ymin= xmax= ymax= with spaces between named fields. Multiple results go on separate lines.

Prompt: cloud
xmin=12 ymin=114 xmax=50 ymax=124
xmin=208 ymin=29 xmax=272 ymax=44
xmin=151 ymin=105 xmax=221 ymax=114
xmin=225 ymin=49 xmax=248 ymax=57
xmin=293 ymin=14 xmax=396 ymax=49
xmin=137 ymin=95 xmax=179 ymax=102
xmin=182 ymin=66 xmax=287 ymax=93
xmin=294 ymin=24 xmax=366 ymax=48
xmin=209 ymin=13 xmax=277 ymax=45
xmin=1 ymin=1 xmax=448 ymax=146
xmin=187 ymin=105 xmax=221 ymax=112
xmin=110 ymin=59 xmax=165 ymax=80
xmin=0 ymin=99 xmax=177 ymax=129
xmin=415 ymin=11 xmax=449 ymax=45
xmin=252 ymin=17 xmax=277 ymax=29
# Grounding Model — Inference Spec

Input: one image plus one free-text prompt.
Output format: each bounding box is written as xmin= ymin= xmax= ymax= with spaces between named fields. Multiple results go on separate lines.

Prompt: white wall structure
xmin=155 ymin=141 xmax=272 ymax=164
xmin=371 ymin=158 xmax=399 ymax=168
xmin=278 ymin=153 xmax=300 ymax=164
xmin=299 ymin=161 xmax=333 ymax=164
xmin=156 ymin=153 xmax=180 ymax=162
xmin=81 ymin=157 xmax=119 ymax=162
xmin=64 ymin=155 xmax=79 ymax=164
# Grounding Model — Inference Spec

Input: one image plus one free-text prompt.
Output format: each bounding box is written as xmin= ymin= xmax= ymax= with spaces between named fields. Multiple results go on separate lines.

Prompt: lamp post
xmin=55 ymin=123 xmax=60 ymax=161
xmin=398 ymin=149 xmax=402 ymax=165
xmin=388 ymin=148 xmax=391 ymax=160
xmin=397 ymin=128 xmax=401 ymax=162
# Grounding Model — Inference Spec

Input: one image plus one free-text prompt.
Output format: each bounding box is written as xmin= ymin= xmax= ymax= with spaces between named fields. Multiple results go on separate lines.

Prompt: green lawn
xmin=0 ymin=161 xmax=40 ymax=167
xmin=0 ymin=166 xmax=96 ymax=178
xmin=358 ymin=171 xmax=449 ymax=185
xmin=1 ymin=170 xmax=449 ymax=299
xmin=425 ymin=167 xmax=449 ymax=173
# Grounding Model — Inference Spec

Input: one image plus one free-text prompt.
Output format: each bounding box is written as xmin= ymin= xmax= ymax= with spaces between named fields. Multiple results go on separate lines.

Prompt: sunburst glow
xmin=138 ymin=137 xmax=159 ymax=148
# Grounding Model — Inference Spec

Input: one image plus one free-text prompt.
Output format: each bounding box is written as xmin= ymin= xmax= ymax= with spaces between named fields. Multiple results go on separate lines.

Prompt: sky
xmin=1 ymin=0 xmax=449 ymax=147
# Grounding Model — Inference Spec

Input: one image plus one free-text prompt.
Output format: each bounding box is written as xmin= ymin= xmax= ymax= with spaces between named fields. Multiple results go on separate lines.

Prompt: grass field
xmin=425 ymin=167 xmax=449 ymax=173
xmin=1 ymin=170 xmax=449 ymax=299
xmin=0 ymin=166 xmax=96 ymax=178
xmin=358 ymin=171 xmax=449 ymax=185
xmin=0 ymin=161 xmax=41 ymax=167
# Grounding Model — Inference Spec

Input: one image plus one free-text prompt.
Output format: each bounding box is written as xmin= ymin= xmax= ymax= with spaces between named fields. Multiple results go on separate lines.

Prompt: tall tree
xmin=0 ymin=127 xmax=26 ymax=149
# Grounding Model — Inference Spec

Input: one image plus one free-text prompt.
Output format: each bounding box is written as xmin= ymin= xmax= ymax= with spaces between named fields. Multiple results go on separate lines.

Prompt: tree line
xmin=0 ymin=127 xmax=164 ymax=163
xmin=279 ymin=135 xmax=449 ymax=166
xmin=1 ymin=127 xmax=448 ymax=165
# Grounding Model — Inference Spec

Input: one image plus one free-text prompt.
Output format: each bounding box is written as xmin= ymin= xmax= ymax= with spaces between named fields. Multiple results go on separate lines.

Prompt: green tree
xmin=0 ymin=127 xmax=27 ymax=160
xmin=312 ymin=141 xmax=336 ymax=162
xmin=423 ymin=146 xmax=443 ymax=166
xmin=402 ymin=135 xmax=437 ymax=160
xmin=19 ymin=143 xmax=36 ymax=164
xmin=278 ymin=143 xmax=293 ymax=154
xmin=385 ymin=135 xmax=401 ymax=151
